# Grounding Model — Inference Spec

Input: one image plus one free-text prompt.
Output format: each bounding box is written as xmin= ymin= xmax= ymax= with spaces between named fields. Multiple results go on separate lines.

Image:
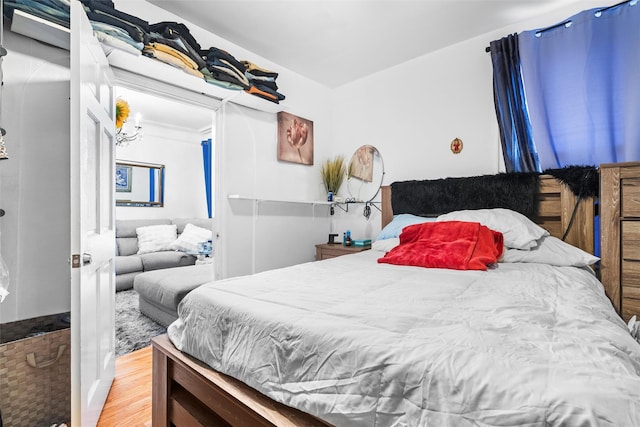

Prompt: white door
xmin=70 ymin=1 xmax=117 ymax=425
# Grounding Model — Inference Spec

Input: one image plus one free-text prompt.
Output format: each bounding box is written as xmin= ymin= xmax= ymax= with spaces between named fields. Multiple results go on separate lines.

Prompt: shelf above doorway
xmin=9 ymin=10 xmax=285 ymax=114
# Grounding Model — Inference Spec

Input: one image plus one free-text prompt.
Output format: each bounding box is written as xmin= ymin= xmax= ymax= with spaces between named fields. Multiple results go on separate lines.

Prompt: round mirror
xmin=347 ymin=145 xmax=384 ymax=202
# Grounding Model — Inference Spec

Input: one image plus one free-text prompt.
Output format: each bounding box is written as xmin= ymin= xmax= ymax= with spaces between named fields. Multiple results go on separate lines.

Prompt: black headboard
xmin=390 ymin=172 xmax=540 ymax=219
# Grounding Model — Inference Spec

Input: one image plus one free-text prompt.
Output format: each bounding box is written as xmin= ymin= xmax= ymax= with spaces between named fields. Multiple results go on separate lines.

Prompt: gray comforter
xmin=168 ymin=250 xmax=640 ymax=426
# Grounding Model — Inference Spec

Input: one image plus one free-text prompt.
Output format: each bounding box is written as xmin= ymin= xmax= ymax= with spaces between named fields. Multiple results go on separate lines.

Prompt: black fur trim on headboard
xmin=543 ymin=165 xmax=598 ymax=198
xmin=391 ymin=172 xmax=540 ymax=220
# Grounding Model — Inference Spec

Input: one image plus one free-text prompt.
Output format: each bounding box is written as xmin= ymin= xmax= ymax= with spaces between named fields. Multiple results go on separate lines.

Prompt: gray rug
xmin=115 ymin=289 xmax=166 ymax=357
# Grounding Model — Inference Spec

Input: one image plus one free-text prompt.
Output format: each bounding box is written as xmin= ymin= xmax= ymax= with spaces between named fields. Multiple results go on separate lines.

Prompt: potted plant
xmin=321 ymin=155 xmax=346 ymax=200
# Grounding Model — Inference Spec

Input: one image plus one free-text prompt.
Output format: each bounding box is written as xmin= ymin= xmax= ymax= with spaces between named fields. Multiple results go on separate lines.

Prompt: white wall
xmin=115 ymin=120 xmax=212 ymax=220
xmin=329 ymin=2 xmax=607 ymax=241
xmin=217 ymin=102 xmax=332 ymax=279
xmin=0 ymin=31 xmax=71 ymax=323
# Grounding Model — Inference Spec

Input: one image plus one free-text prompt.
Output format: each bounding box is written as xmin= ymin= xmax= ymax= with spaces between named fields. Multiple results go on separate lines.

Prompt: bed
xmin=151 ymin=173 xmax=640 ymax=426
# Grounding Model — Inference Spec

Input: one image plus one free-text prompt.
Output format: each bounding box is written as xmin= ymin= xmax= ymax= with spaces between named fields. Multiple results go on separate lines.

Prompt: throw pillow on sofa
xmin=136 ymin=224 xmax=177 ymax=254
xmin=170 ymin=223 xmax=212 ymax=253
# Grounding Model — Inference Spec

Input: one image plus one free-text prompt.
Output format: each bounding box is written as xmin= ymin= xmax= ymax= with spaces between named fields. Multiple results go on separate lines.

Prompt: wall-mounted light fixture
xmin=116 ymin=112 xmax=143 ymax=147
xmin=115 ymin=97 xmax=142 ymax=147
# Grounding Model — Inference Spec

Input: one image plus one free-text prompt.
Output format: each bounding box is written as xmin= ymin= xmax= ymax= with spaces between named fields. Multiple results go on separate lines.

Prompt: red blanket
xmin=377 ymin=221 xmax=504 ymax=271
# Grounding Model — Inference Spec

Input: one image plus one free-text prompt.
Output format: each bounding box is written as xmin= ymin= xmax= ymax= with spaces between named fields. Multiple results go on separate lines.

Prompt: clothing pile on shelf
xmin=81 ymin=0 xmax=149 ymax=56
xmin=242 ymin=60 xmax=285 ymax=104
xmin=3 ymin=0 xmax=70 ymax=28
xmin=200 ymin=47 xmax=249 ymax=91
xmin=200 ymin=48 xmax=286 ymax=103
xmin=4 ymin=0 xmax=286 ymax=104
xmin=145 ymin=22 xmax=206 ymax=78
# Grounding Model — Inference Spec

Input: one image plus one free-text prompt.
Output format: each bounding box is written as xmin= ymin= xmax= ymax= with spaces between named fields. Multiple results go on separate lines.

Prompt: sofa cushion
xmin=116 ymin=218 xmax=171 ymax=238
xmin=134 ymin=264 xmax=213 ymax=312
xmin=116 ymin=272 xmax=140 ymax=292
xmin=136 ymin=224 xmax=177 ymax=254
xmin=172 ymin=217 xmax=213 ymax=234
xmin=117 ymin=237 xmax=139 ymax=257
xmin=139 ymin=251 xmax=194 ymax=271
xmin=115 ymin=255 xmax=143 ymax=275
xmin=170 ymin=223 xmax=213 ymax=253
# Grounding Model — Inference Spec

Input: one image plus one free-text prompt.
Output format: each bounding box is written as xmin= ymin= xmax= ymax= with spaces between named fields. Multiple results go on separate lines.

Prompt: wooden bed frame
xmin=151 ymin=174 xmax=596 ymax=427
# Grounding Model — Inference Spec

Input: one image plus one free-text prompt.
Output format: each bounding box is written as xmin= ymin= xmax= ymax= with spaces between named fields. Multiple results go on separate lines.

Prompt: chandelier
xmin=115 ymin=98 xmax=143 ymax=147
xmin=116 ymin=116 xmax=143 ymax=147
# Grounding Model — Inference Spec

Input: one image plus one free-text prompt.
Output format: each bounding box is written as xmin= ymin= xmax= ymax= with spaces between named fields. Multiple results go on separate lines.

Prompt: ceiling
xmin=146 ymin=0 xmax=597 ymax=89
xmin=115 ymin=86 xmax=214 ymax=133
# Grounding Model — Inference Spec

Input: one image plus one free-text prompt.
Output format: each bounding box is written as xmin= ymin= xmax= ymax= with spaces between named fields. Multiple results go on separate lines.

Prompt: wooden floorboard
xmin=98 ymin=346 xmax=152 ymax=427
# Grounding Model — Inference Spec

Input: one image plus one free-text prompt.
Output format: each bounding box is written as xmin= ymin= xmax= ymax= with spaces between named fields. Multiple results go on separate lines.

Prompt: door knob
xmin=82 ymin=253 xmax=92 ymax=265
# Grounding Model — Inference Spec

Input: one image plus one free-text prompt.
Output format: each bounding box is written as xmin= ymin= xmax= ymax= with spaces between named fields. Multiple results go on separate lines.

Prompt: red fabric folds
xmin=377 ymin=221 xmax=504 ymax=271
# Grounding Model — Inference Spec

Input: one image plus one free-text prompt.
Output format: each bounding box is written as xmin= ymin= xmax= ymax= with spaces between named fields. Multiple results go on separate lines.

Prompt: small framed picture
xmin=115 ymin=164 xmax=132 ymax=192
xmin=277 ymin=111 xmax=314 ymax=165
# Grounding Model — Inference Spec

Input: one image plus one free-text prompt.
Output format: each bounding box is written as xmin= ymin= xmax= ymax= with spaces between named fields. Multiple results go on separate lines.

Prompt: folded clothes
xmin=144 ymin=42 xmax=204 ymax=78
xmin=91 ymin=20 xmax=130 ymax=38
xmin=81 ymin=0 xmax=149 ymax=32
xmin=202 ymin=47 xmax=246 ymax=76
xmin=149 ymin=30 xmax=206 ymax=70
xmin=92 ymin=20 xmax=143 ymax=51
xmin=201 ymin=68 xmax=244 ymax=91
xmin=4 ymin=0 xmax=70 ymax=27
xmin=250 ymin=78 xmax=278 ymax=91
xmin=87 ymin=9 xmax=148 ymax=43
xmin=208 ymin=58 xmax=249 ymax=87
xmin=208 ymin=67 xmax=250 ymax=89
xmin=245 ymin=85 xmax=278 ymax=103
xmin=245 ymin=74 xmax=276 ymax=84
xmin=95 ymin=31 xmax=143 ymax=55
xmin=241 ymin=60 xmax=278 ymax=78
xmin=145 ymin=42 xmax=199 ymax=69
xmin=81 ymin=0 xmax=114 ymax=9
xmin=150 ymin=22 xmax=202 ymax=56
xmin=252 ymin=83 xmax=285 ymax=101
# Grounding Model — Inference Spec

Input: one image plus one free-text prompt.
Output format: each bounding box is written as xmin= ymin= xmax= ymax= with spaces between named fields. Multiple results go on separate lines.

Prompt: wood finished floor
xmin=97 ymin=346 xmax=152 ymax=427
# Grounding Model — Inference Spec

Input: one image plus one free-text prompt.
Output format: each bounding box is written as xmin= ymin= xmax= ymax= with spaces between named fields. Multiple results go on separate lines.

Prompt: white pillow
xmin=376 ymin=214 xmax=436 ymax=240
xmin=437 ymin=208 xmax=548 ymax=250
xmin=501 ymin=235 xmax=599 ymax=267
xmin=136 ymin=224 xmax=177 ymax=254
xmin=170 ymin=223 xmax=213 ymax=253
xmin=372 ymin=238 xmax=400 ymax=252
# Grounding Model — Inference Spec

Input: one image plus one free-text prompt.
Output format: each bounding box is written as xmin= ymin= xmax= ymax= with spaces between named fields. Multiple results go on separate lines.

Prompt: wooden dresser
xmin=601 ymin=162 xmax=640 ymax=321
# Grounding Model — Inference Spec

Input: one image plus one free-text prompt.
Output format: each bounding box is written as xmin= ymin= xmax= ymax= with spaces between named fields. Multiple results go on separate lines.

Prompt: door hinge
xmin=71 ymin=254 xmax=81 ymax=268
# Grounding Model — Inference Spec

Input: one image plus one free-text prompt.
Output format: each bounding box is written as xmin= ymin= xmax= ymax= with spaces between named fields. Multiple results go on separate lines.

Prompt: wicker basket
xmin=0 ymin=328 xmax=70 ymax=427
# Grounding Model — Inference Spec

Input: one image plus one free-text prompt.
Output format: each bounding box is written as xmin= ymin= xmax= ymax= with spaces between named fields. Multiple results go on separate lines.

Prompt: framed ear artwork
xmin=277 ymin=112 xmax=314 ymax=165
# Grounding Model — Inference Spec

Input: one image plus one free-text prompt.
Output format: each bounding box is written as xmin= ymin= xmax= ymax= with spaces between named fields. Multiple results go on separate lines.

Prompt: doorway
xmin=112 ymin=85 xmax=216 ymax=357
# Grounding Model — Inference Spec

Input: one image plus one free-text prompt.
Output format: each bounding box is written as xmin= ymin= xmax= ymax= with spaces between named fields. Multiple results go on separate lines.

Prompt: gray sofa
xmin=115 ymin=217 xmax=212 ymax=291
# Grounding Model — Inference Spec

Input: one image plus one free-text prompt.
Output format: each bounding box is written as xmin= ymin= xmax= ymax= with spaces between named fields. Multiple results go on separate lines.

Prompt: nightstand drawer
xmin=622 ymin=221 xmax=640 ymax=260
xmin=622 ymin=298 xmax=640 ymax=321
xmin=622 ymin=178 xmax=640 ymax=217
xmin=623 ymin=285 xmax=640 ymax=300
xmin=320 ymin=248 xmax=348 ymax=259
xmin=315 ymin=243 xmax=370 ymax=260
xmin=622 ymin=259 xmax=640 ymax=283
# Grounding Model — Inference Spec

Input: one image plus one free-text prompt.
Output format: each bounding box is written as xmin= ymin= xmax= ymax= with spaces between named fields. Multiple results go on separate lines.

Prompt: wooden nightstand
xmin=315 ymin=243 xmax=370 ymax=260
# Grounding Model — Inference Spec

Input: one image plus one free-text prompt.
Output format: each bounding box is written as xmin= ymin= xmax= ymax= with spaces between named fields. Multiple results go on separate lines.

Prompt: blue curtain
xmin=490 ymin=34 xmax=541 ymax=173
xmin=149 ymin=168 xmax=155 ymax=202
xmin=201 ymin=139 xmax=212 ymax=218
xmin=519 ymin=1 xmax=640 ymax=169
